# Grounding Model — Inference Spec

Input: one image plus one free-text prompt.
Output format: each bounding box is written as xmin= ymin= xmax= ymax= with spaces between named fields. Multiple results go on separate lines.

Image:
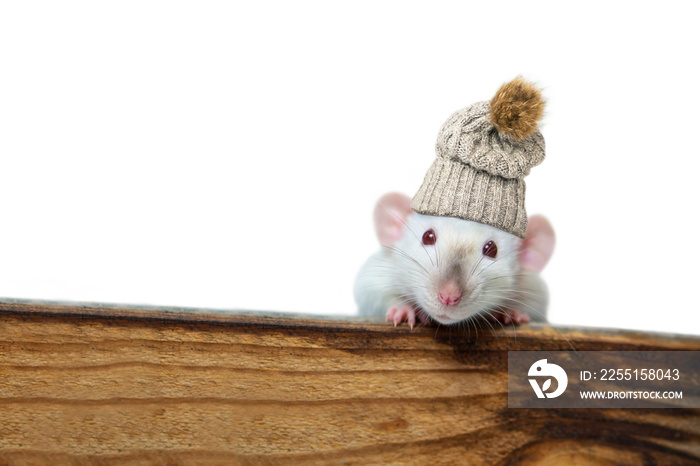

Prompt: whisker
xmin=380 ymin=205 xmax=436 ymax=268
xmin=380 ymin=245 xmax=431 ymax=278
xmin=476 ymin=249 xmax=520 ymax=277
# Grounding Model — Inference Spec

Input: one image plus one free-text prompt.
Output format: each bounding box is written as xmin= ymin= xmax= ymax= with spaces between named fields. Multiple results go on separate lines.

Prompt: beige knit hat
xmin=411 ymin=77 xmax=546 ymax=238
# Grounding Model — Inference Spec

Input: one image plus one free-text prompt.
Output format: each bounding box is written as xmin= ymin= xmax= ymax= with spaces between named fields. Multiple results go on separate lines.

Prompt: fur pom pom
xmin=489 ymin=77 xmax=545 ymax=140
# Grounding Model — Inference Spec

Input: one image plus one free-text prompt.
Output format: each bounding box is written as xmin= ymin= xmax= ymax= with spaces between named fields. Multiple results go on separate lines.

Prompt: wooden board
xmin=1 ymin=299 xmax=699 ymax=465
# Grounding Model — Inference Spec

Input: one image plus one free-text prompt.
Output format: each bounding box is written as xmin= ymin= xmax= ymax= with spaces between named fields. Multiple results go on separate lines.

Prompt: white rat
xmin=354 ymin=192 xmax=555 ymax=328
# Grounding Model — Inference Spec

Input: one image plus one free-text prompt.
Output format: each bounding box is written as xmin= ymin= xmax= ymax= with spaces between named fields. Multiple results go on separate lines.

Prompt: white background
xmin=1 ymin=1 xmax=698 ymax=335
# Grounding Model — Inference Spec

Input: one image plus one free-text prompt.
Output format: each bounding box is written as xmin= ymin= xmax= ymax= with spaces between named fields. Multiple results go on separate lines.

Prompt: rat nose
xmin=438 ymin=281 xmax=462 ymax=306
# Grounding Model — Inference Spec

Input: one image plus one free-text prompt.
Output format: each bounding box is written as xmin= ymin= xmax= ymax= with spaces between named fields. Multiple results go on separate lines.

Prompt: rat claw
xmin=492 ymin=309 xmax=530 ymax=326
xmin=387 ymin=304 xmax=424 ymax=328
xmin=407 ymin=312 xmax=416 ymax=330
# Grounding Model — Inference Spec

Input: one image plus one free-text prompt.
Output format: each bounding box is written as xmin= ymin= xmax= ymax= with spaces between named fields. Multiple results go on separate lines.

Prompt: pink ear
xmin=373 ymin=192 xmax=413 ymax=246
xmin=519 ymin=215 xmax=556 ymax=272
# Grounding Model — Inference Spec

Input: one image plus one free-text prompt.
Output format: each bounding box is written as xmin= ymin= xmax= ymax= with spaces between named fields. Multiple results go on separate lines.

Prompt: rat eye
xmin=422 ymin=229 xmax=436 ymax=245
xmin=482 ymin=240 xmax=497 ymax=258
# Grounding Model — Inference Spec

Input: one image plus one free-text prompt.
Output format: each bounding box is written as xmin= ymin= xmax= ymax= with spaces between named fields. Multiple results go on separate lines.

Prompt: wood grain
xmin=1 ymin=299 xmax=699 ymax=465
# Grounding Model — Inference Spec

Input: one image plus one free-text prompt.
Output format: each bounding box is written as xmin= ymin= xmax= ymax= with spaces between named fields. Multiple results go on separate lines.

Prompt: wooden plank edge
xmin=2 ymin=297 xmax=699 ymax=350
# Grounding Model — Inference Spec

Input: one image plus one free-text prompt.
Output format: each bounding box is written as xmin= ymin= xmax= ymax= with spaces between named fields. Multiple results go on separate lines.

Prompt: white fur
xmin=354 ymin=213 xmax=548 ymax=324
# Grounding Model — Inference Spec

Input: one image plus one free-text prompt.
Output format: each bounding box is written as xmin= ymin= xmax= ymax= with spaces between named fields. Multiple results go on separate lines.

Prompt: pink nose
xmin=438 ymin=282 xmax=462 ymax=306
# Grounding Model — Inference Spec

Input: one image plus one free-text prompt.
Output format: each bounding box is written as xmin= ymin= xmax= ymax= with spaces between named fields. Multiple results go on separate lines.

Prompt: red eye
xmin=482 ymin=240 xmax=497 ymax=258
xmin=422 ymin=229 xmax=436 ymax=245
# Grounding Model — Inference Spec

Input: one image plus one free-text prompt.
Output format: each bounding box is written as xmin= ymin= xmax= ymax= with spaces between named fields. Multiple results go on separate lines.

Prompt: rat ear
xmin=373 ymin=192 xmax=413 ymax=247
xmin=519 ymin=215 xmax=556 ymax=272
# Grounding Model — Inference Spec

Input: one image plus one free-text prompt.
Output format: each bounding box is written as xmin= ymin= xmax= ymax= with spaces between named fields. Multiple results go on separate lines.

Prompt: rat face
xmin=391 ymin=213 xmax=522 ymax=325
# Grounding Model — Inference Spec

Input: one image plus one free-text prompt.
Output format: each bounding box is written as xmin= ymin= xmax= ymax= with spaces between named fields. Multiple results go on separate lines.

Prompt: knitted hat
xmin=411 ymin=77 xmax=546 ymax=238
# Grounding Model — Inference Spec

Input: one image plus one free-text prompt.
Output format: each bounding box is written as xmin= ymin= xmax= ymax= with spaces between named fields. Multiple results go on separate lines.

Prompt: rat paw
xmin=386 ymin=304 xmax=430 ymax=329
xmin=490 ymin=309 xmax=530 ymax=326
